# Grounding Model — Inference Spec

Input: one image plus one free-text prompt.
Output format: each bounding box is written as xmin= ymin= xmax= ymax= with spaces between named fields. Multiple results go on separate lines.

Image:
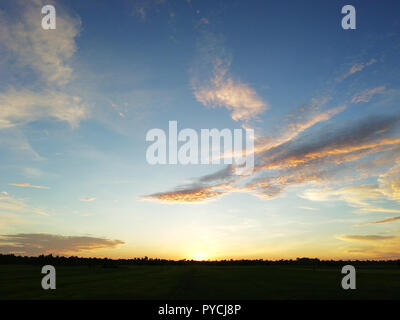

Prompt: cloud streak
xmin=338 ymin=234 xmax=400 ymax=259
xmin=340 ymin=59 xmax=377 ymax=80
xmin=0 ymin=193 xmax=49 ymax=216
xmin=143 ymin=111 xmax=400 ymax=203
xmin=367 ymin=216 xmax=400 ymax=225
xmin=337 ymin=235 xmax=396 ymax=242
xmin=142 ymin=184 xmax=226 ymax=203
xmin=8 ymin=182 xmax=49 ymax=190
xmin=79 ymin=197 xmax=96 ymax=202
xmin=351 ymin=86 xmax=386 ymax=104
xmin=0 ymin=233 xmax=124 ymax=256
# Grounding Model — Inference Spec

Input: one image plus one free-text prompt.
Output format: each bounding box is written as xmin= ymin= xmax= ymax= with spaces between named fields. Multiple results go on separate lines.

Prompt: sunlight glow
xmin=192 ymin=252 xmax=208 ymax=261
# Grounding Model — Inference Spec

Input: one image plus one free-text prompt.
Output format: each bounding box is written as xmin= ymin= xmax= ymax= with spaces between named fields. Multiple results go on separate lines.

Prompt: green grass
xmin=0 ymin=264 xmax=399 ymax=299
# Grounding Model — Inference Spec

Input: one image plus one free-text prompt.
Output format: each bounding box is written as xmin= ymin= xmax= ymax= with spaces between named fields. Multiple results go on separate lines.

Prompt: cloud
xmin=301 ymin=182 xmax=400 ymax=215
xmin=0 ymin=233 xmax=124 ymax=256
xmin=0 ymin=1 xmax=88 ymax=129
xmin=23 ymin=168 xmax=43 ymax=178
xmin=0 ymin=213 xmax=32 ymax=228
xmin=298 ymin=206 xmax=319 ymax=211
xmin=338 ymin=235 xmax=400 ymax=259
xmin=337 ymin=235 xmax=396 ymax=242
xmin=194 ymin=70 xmax=269 ymax=121
xmin=191 ymin=32 xmax=268 ymax=122
xmin=256 ymin=113 xmax=400 ymax=171
xmin=141 ymin=99 xmax=347 ymax=203
xmin=0 ymin=193 xmax=49 ymax=216
xmin=375 ymin=88 xmax=400 ymax=107
xmin=300 ymin=155 xmax=400 ymax=214
xmin=0 ymin=130 xmax=45 ymax=160
xmin=142 ymin=185 xmax=226 ymax=203
xmin=378 ymin=159 xmax=400 ymax=202
xmin=144 ymin=112 xmax=400 ymax=203
xmin=359 ymin=207 xmax=400 ymax=214
xmin=351 ymin=86 xmax=386 ymax=104
xmin=198 ymin=165 xmax=234 ymax=183
xmin=254 ymin=104 xmax=346 ymax=155
xmin=301 ymin=185 xmax=383 ymax=207
xmin=145 ymin=20 xmax=400 ymax=205
xmin=367 ymin=216 xmax=400 ymax=225
xmin=8 ymin=182 xmax=49 ymax=190
xmin=131 ymin=0 xmax=166 ymax=21
xmin=0 ymin=88 xmax=88 ymax=129
xmin=79 ymin=197 xmax=96 ymax=202
xmin=341 ymin=59 xmax=377 ymax=80
xmin=0 ymin=0 xmax=81 ymax=86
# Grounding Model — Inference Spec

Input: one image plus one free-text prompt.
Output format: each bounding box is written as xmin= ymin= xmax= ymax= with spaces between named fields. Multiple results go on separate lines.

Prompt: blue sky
xmin=0 ymin=0 xmax=400 ymax=260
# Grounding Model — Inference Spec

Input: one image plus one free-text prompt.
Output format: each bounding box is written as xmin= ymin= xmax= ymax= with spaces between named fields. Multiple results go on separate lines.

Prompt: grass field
xmin=1 ymin=264 xmax=399 ymax=299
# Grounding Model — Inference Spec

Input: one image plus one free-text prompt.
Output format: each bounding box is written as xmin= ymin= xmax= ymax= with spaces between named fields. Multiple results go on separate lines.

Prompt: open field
xmin=1 ymin=264 xmax=399 ymax=299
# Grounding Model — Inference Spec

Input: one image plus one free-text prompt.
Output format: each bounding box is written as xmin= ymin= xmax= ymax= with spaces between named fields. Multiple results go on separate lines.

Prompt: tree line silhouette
xmin=1 ymin=253 xmax=399 ymax=268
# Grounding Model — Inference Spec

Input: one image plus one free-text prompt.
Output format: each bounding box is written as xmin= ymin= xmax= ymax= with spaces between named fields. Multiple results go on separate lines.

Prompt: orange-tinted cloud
xmin=367 ymin=216 xmax=400 ymax=225
xmin=144 ymin=112 xmax=400 ymax=203
xmin=337 ymin=235 xmax=395 ymax=242
xmin=194 ymin=64 xmax=268 ymax=121
xmin=142 ymin=185 xmax=225 ymax=203
xmin=8 ymin=182 xmax=49 ymax=190
xmin=79 ymin=197 xmax=96 ymax=202
xmin=0 ymin=233 xmax=124 ymax=256
xmin=351 ymin=86 xmax=386 ymax=103
xmin=254 ymin=104 xmax=346 ymax=155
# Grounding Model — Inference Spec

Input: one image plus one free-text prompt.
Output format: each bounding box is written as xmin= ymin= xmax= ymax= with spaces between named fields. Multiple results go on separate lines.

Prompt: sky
xmin=0 ymin=0 xmax=400 ymax=260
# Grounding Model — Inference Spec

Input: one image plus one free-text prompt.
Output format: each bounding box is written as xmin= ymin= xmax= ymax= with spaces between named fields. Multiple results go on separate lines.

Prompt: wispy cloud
xmin=0 ymin=0 xmax=88 ymax=129
xmin=298 ymin=206 xmax=319 ymax=211
xmin=0 ymin=0 xmax=80 ymax=86
xmin=301 ymin=185 xmax=382 ymax=207
xmin=0 ymin=213 xmax=33 ymax=229
xmin=144 ymin=112 xmax=400 ymax=203
xmin=0 ymin=131 xmax=45 ymax=161
xmin=131 ymin=0 xmax=166 ymax=21
xmin=0 ymin=233 xmax=124 ymax=256
xmin=0 ymin=193 xmax=49 ymax=216
xmin=337 ymin=235 xmax=396 ymax=242
xmin=359 ymin=207 xmax=400 ymax=214
xmin=254 ymin=104 xmax=346 ymax=155
xmin=301 ymin=182 xmax=400 ymax=216
xmin=8 ymin=183 xmax=50 ymax=190
xmin=191 ymin=32 xmax=268 ymax=122
xmin=142 ymin=184 xmax=226 ymax=203
xmin=351 ymin=86 xmax=386 ymax=104
xmin=23 ymin=168 xmax=43 ymax=178
xmin=340 ymin=59 xmax=377 ymax=81
xmin=194 ymin=62 xmax=269 ymax=122
xmin=0 ymin=88 xmax=88 ymax=129
xmin=79 ymin=197 xmax=96 ymax=202
xmin=367 ymin=216 xmax=400 ymax=225
xmin=338 ymin=234 xmax=400 ymax=259
xmin=378 ymin=159 xmax=400 ymax=203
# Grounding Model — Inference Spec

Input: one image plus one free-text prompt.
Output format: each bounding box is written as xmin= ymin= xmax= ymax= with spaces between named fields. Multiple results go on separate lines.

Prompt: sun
xmin=192 ymin=252 xmax=208 ymax=261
